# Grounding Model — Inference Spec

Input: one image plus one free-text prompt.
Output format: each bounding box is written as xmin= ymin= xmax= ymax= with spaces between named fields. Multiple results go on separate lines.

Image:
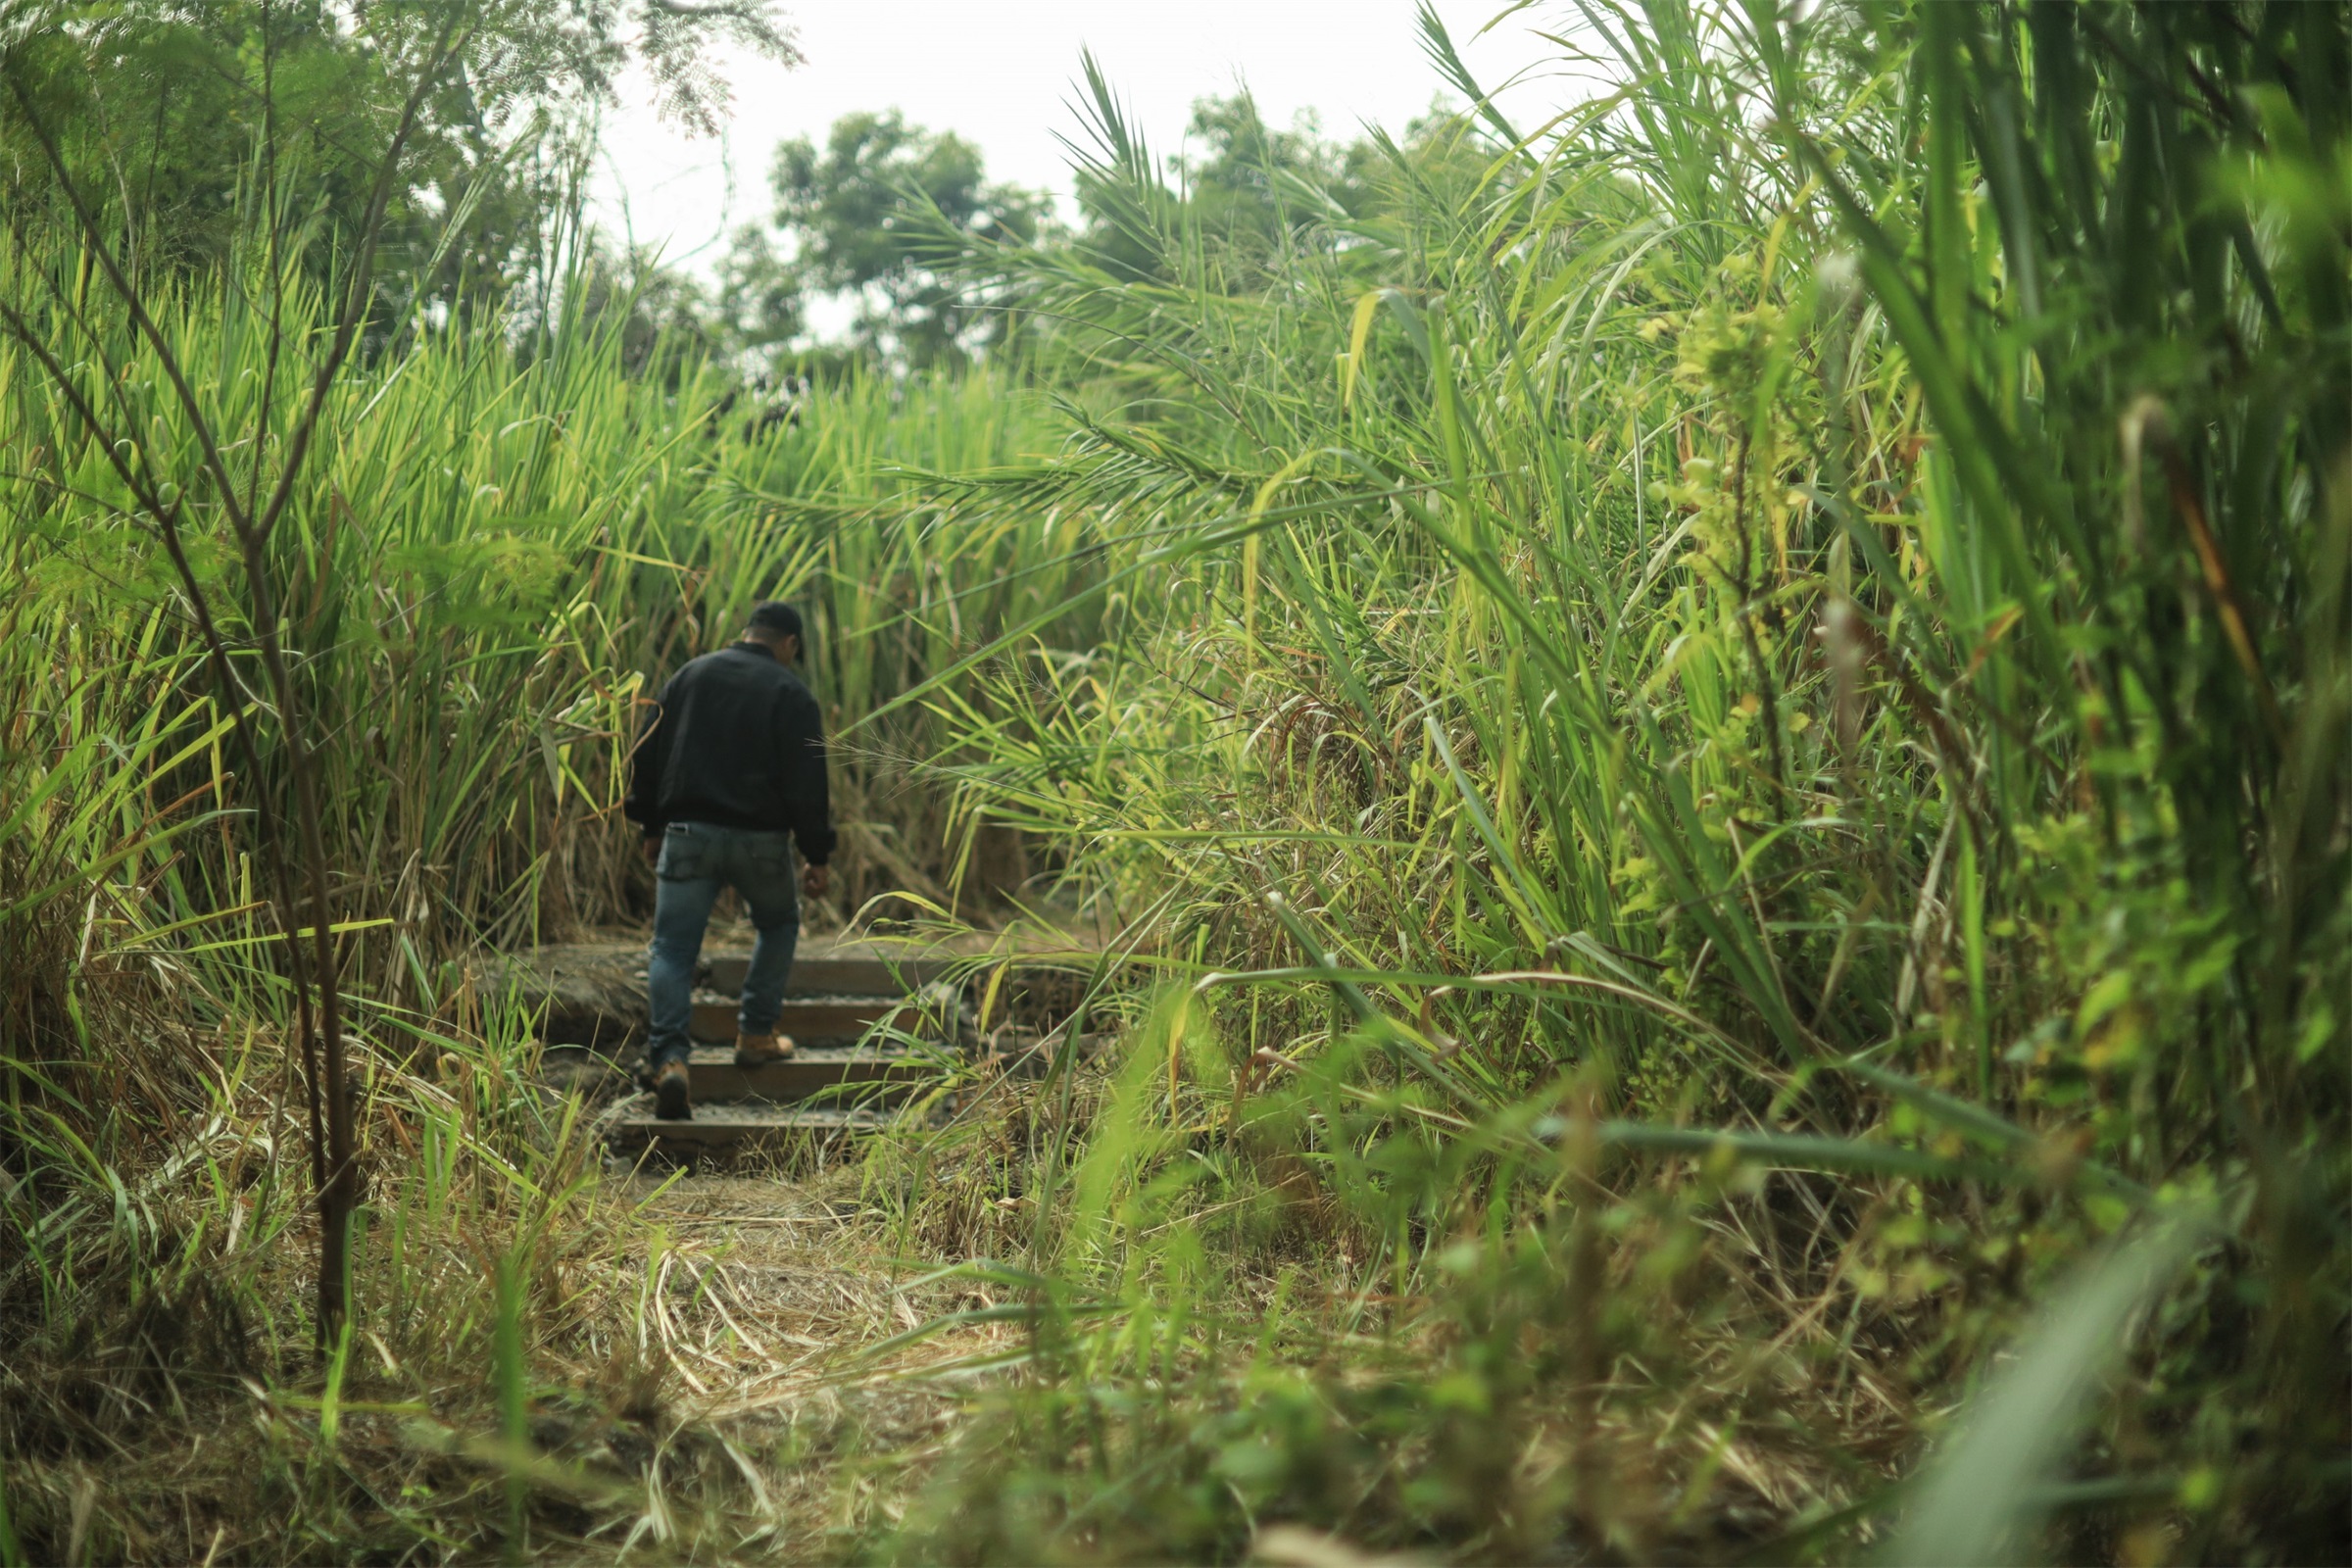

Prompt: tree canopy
xmin=1 ymin=0 xmax=799 ymax=327
xmin=725 ymin=109 xmax=1052 ymax=370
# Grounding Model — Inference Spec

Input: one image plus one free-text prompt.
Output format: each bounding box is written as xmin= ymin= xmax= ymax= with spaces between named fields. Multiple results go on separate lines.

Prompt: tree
xmin=748 ymin=109 xmax=1052 ymax=370
xmin=0 ymin=1 xmax=800 ymax=333
xmin=1169 ymin=94 xmax=1367 ymax=261
xmin=709 ymin=220 xmax=806 ymax=369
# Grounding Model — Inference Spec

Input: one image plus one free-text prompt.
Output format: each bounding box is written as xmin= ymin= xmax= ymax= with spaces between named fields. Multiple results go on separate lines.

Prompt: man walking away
xmin=624 ymin=602 xmax=835 ymax=1120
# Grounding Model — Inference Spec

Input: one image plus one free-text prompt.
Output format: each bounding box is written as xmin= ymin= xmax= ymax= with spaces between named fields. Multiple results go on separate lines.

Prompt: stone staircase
xmin=503 ymin=934 xmax=1107 ymax=1163
xmin=605 ymin=947 xmax=963 ymax=1161
xmin=500 ymin=942 xmax=947 ymax=1161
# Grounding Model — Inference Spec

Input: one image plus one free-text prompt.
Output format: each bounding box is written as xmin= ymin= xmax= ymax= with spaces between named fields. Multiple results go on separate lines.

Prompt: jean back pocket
xmin=657 ymin=824 xmax=713 ymax=881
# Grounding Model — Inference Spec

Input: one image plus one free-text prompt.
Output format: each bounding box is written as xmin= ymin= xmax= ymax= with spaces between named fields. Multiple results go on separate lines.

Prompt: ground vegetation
xmin=0 ymin=1 xmax=2344 ymax=1563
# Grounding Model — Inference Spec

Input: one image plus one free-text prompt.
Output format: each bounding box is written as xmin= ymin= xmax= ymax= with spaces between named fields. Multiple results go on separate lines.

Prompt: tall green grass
xmin=853 ymin=2 xmax=2348 ymax=1560
xmin=0 ymin=249 xmax=1107 ymax=1556
xmin=0 ymin=593 xmax=632 ymax=1558
xmin=3 ymin=257 xmax=1100 ymax=953
xmin=2 ymin=6 xmax=1112 ymax=1560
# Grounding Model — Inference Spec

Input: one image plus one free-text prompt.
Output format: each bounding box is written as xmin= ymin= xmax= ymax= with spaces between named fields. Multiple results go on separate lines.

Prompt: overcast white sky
xmin=587 ymin=2 xmax=1569 ymax=276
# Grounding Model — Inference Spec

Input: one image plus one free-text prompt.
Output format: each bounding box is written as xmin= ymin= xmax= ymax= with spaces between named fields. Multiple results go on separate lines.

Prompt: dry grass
xmin=0 ymin=1043 xmax=1042 ymax=1563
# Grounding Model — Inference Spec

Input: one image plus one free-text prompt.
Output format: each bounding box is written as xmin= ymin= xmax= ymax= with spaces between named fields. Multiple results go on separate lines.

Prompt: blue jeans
xmin=647 ymin=821 xmax=800 ymax=1067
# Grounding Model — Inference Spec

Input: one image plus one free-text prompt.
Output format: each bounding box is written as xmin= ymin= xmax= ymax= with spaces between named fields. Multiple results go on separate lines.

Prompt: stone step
xmin=705 ymin=953 xmax=944 ymax=999
xmin=688 ymin=995 xmax=913 ymax=1044
xmin=678 ymin=1045 xmax=931 ymax=1104
xmin=609 ymin=1101 xmax=891 ymax=1157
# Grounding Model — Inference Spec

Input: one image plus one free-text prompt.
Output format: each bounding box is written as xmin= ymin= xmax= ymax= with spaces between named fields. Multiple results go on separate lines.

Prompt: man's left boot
xmin=734 ymin=1032 xmax=796 ymax=1068
xmin=653 ymin=1058 xmax=693 ymax=1120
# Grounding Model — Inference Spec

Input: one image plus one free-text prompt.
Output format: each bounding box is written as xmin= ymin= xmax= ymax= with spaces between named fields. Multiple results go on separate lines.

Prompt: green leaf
xmin=1890 ymin=1220 xmax=2204 ymax=1566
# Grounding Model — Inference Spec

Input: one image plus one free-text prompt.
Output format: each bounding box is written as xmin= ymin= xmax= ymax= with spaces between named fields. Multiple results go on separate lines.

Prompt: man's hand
xmin=641 ymin=836 xmax=662 ymax=869
xmin=801 ymin=862 xmax=829 ymax=899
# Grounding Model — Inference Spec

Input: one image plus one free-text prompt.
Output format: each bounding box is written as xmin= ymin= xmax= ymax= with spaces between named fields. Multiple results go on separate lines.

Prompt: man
xmin=624 ymin=601 xmax=835 ymax=1120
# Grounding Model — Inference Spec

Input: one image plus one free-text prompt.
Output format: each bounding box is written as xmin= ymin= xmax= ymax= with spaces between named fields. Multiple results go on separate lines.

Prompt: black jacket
xmin=623 ymin=644 xmax=836 ymax=865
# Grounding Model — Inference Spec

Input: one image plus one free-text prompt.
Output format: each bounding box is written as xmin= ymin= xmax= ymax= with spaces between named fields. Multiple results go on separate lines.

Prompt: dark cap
xmin=747 ymin=601 xmax=804 ymax=640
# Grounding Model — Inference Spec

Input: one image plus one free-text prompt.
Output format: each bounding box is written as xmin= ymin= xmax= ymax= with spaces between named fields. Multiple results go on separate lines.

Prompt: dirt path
xmin=486 ymin=921 xmax=1094 ymax=1551
xmin=605 ymin=1159 xmax=1026 ymax=1553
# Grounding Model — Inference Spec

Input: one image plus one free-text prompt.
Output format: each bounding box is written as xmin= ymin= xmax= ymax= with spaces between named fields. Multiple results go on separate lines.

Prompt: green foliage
xmin=1 ymin=0 xmax=2347 ymax=1562
xmin=0 ymin=265 xmax=1095 ymax=955
xmin=740 ymin=109 xmax=1054 ymax=370
xmin=855 ymin=2 xmax=2351 ymax=1561
xmin=0 ymin=0 xmax=796 ymax=326
xmin=1070 ymin=89 xmax=1382 ymax=285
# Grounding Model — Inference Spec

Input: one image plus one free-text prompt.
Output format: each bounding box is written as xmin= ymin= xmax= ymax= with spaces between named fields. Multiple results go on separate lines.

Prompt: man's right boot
xmin=734 ymin=1032 xmax=796 ymax=1068
xmin=654 ymin=1058 xmax=692 ymax=1120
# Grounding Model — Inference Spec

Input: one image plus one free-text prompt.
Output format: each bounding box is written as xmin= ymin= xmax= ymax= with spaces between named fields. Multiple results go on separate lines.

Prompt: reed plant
xmin=851 ymin=2 xmax=2349 ymax=1560
xmin=0 ymin=214 xmax=1103 ymax=1566
xmin=0 ymin=597 xmax=627 ymax=1559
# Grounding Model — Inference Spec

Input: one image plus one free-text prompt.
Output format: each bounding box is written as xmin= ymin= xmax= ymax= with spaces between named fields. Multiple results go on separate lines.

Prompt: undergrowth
xmin=3 ymin=1 xmax=2347 ymax=1564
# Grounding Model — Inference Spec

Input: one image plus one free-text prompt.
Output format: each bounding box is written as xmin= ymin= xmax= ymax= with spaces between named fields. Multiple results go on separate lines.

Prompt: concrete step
xmin=705 ymin=952 xmax=944 ymax=998
xmin=678 ymin=1044 xmax=931 ymax=1104
xmin=688 ymin=995 xmax=913 ymax=1044
xmin=609 ymin=1101 xmax=890 ymax=1157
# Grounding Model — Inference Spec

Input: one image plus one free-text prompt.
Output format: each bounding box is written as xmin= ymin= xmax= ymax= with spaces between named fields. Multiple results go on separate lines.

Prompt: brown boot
xmin=653 ymin=1058 xmax=692 ymax=1120
xmin=734 ymin=1032 xmax=796 ymax=1068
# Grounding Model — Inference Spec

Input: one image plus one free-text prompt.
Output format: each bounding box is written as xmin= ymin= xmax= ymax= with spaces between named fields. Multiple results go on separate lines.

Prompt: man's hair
xmin=746 ymin=601 xmax=804 ymax=641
